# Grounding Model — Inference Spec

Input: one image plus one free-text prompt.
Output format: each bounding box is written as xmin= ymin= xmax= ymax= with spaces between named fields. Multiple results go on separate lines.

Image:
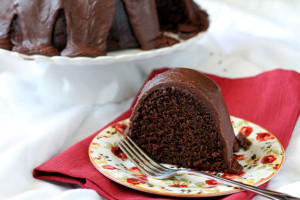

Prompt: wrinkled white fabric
xmin=0 ymin=0 xmax=299 ymax=199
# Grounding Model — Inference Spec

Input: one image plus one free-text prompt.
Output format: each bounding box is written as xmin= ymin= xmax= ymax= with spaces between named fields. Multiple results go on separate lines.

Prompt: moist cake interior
xmin=129 ymin=86 xmax=230 ymax=172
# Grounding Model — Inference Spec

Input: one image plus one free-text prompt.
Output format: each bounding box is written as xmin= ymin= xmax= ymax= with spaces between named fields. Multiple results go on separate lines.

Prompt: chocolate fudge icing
xmin=106 ymin=0 xmax=139 ymax=51
xmin=0 ymin=0 xmax=209 ymax=57
xmin=126 ymin=68 xmax=243 ymax=174
xmin=236 ymin=132 xmax=252 ymax=150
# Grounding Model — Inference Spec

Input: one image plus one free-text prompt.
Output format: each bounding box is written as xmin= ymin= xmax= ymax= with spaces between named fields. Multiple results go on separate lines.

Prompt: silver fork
xmin=118 ymin=136 xmax=300 ymax=200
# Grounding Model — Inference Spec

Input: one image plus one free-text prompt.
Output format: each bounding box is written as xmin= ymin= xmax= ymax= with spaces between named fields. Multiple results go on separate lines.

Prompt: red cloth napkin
xmin=33 ymin=68 xmax=300 ymax=200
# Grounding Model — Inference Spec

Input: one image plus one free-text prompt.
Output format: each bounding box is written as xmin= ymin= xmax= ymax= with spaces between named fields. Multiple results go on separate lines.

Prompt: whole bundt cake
xmin=0 ymin=0 xmax=209 ymax=57
xmin=125 ymin=68 xmax=248 ymax=174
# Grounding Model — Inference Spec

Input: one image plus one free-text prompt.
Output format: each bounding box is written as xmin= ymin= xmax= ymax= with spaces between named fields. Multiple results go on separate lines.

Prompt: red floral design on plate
xmin=258 ymin=177 xmax=267 ymax=183
xmin=170 ymin=184 xmax=188 ymax=188
xmin=94 ymin=156 xmax=101 ymax=160
xmin=203 ymin=171 xmax=214 ymax=174
xmin=127 ymin=178 xmax=147 ymax=185
xmin=132 ymin=174 xmax=148 ymax=181
xmin=234 ymin=154 xmax=246 ymax=161
xmin=111 ymin=146 xmax=127 ymax=159
xmin=256 ymin=132 xmax=275 ymax=142
xmin=102 ymin=165 xmax=117 ymax=170
xmin=202 ymin=186 xmax=217 ymax=189
xmin=205 ymin=180 xmax=220 ymax=185
xmin=112 ymin=123 xmax=128 ymax=134
xmin=129 ymin=166 xmax=141 ymax=172
xmin=222 ymin=172 xmax=246 ymax=180
xmin=239 ymin=126 xmax=253 ymax=136
xmin=261 ymin=155 xmax=276 ymax=164
xmin=273 ymin=164 xmax=280 ymax=170
xmin=254 ymin=158 xmax=260 ymax=164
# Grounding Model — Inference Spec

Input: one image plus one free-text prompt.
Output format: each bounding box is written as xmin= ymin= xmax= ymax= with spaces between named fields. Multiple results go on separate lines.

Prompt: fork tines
xmin=118 ymin=138 xmax=300 ymax=200
xmin=117 ymin=136 xmax=168 ymax=178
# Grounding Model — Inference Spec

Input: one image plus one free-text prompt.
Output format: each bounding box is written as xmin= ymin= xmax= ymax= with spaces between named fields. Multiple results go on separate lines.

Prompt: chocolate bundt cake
xmin=0 ymin=0 xmax=209 ymax=57
xmin=125 ymin=68 xmax=245 ymax=174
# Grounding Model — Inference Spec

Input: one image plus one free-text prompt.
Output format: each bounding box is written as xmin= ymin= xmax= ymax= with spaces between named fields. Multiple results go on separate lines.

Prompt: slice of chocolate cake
xmin=125 ymin=68 xmax=244 ymax=174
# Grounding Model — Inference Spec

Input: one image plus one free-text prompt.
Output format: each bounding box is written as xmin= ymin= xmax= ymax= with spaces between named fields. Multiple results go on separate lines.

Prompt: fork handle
xmin=184 ymin=169 xmax=299 ymax=200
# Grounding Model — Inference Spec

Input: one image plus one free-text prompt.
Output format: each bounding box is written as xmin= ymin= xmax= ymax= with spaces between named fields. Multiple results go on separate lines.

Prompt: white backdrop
xmin=0 ymin=0 xmax=299 ymax=199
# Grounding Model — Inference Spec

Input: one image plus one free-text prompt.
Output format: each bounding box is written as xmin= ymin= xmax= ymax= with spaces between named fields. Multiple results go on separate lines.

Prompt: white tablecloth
xmin=0 ymin=0 xmax=299 ymax=199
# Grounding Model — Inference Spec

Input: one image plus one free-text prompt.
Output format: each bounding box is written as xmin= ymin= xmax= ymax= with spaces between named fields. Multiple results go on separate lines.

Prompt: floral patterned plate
xmin=89 ymin=116 xmax=284 ymax=197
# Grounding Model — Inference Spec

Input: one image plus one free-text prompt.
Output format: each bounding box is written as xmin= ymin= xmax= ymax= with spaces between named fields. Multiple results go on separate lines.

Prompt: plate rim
xmin=88 ymin=116 xmax=285 ymax=198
